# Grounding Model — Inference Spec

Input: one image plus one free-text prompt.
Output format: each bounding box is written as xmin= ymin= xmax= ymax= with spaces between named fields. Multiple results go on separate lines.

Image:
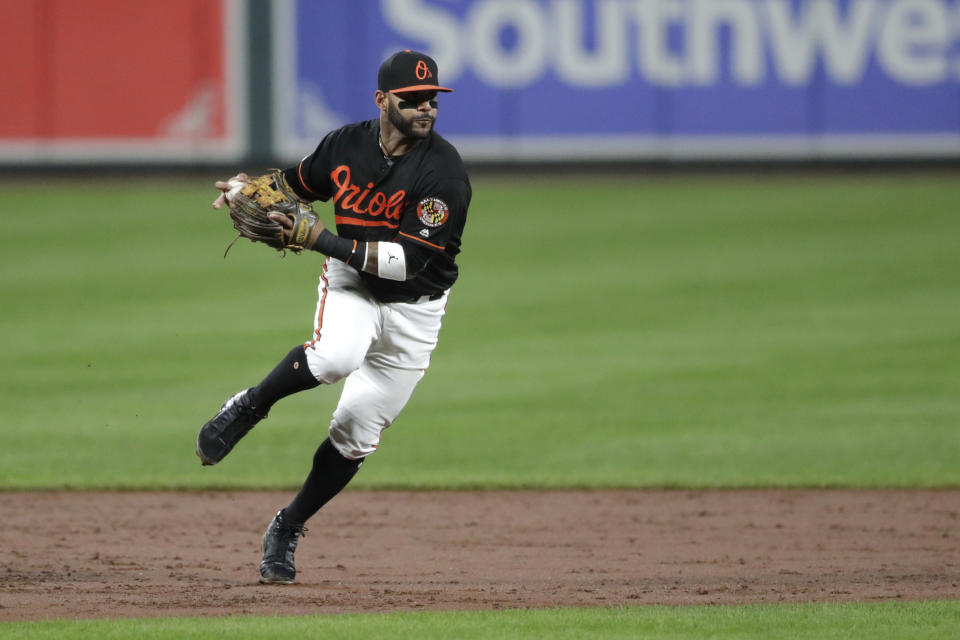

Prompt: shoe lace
xmin=220 ymin=391 xmax=268 ymax=423
xmin=275 ymin=516 xmax=307 ymax=538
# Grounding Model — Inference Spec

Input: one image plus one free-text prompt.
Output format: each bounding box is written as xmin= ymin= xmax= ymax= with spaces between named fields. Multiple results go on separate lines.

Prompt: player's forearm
xmin=311 ymin=231 xmax=410 ymax=281
xmin=311 ymin=228 xmax=362 ymax=266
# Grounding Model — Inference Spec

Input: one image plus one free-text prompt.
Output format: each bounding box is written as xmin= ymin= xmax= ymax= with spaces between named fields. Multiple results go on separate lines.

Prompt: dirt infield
xmin=1 ymin=490 xmax=957 ymax=621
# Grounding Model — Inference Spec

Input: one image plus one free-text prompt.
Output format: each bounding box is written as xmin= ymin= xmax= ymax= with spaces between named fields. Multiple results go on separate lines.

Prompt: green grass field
xmin=0 ymin=173 xmax=957 ymax=636
xmin=4 ymin=602 xmax=959 ymax=640
xmin=1 ymin=173 xmax=957 ymax=490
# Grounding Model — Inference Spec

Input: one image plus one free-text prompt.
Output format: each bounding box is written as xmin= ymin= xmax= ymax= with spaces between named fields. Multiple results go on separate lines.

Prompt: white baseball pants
xmin=302 ymin=258 xmax=448 ymax=460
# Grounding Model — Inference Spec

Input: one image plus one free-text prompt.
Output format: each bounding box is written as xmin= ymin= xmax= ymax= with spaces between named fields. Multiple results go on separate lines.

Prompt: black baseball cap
xmin=378 ymin=50 xmax=453 ymax=94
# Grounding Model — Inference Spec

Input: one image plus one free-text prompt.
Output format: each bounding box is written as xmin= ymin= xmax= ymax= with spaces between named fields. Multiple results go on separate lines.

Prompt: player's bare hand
xmin=212 ymin=173 xmax=250 ymax=209
xmin=267 ymin=212 xmax=293 ymax=230
xmin=269 ymin=211 xmax=325 ymax=246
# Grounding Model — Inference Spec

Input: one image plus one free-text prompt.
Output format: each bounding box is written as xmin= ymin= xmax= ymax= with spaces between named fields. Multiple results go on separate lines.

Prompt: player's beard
xmin=387 ymin=101 xmax=434 ymax=139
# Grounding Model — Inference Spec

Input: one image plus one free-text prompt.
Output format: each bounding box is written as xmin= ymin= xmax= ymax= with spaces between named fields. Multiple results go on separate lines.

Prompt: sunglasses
xmin=395 ymin=92 xmax=438 ymax=109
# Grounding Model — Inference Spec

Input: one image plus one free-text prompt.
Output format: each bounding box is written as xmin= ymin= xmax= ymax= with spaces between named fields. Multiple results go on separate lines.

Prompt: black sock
xmin=283 ymin=438 xmax=363 ymax=524
xmin=248 ymin=345 xmax=320 ymax=411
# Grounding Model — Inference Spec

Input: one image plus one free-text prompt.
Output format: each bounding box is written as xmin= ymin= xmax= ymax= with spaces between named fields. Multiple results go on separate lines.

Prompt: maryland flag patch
xmin=417 ymin=197 xmax=450 ymax=228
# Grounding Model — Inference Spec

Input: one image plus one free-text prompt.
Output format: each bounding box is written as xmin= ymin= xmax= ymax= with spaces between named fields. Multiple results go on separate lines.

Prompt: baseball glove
xmin=223 ymin=170 xmax=322 ymax=256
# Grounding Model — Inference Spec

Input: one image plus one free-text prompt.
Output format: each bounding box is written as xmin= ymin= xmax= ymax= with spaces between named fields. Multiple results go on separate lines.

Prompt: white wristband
xmin=376 ymin=242 xmax=407 ymax=281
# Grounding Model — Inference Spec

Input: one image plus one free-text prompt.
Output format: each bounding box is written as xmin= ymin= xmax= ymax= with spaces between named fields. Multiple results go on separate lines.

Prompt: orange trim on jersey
xmin=305 ymin=261 xmax=330 ymax=349
xmin=398 ymin=231 xmax=445 ymax=250
xmin=336 ymin=214 xmax=400 ymax=229
xmin=297 ymin=161 xmax=326 ymax=198
xmin=344 ymin=239 xmax=359 ymax=265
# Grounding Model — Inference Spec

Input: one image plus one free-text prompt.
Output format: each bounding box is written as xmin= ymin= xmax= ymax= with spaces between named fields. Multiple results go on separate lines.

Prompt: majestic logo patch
xmin=417 ymin=197 xmax=449 ymax=228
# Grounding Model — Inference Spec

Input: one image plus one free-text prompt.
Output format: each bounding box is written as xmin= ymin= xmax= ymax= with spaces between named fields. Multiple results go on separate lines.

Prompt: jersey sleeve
xmin=396 ymin=177 xmax=471 ymax=253
xmin=282 ymin=129 xmax=339 ymax=202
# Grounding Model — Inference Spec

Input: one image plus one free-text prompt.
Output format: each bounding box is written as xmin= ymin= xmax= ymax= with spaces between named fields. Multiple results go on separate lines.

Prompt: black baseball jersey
xmin=283 ymin=119 xmax=470 ymax=303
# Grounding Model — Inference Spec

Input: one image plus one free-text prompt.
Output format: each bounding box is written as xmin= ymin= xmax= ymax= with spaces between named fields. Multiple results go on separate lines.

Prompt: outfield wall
xmin=3 ymin=0 xmax=959 ymax=165
xmin=2 ymin=0 xmax=247 ymax=163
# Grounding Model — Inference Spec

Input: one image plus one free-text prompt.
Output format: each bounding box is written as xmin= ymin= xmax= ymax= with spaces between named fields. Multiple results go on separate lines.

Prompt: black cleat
xmin=196 ymin=389 xmax=268 ymax=466
xmin=259 ymin=510 xmax=306 ymax=584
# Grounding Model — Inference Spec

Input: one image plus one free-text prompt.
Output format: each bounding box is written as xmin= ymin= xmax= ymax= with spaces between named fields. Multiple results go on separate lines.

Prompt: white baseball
xmin=225 ymin=179 xmax=246 ymax=204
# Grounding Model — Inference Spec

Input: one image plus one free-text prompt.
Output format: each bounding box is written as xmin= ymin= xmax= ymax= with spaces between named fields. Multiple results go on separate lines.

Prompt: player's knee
xmin=328 ymin=416 xmax=382 ymax=460
xmin=303 ymin=344 xmax=364 ymax=384
xmin=313 ymin=436 xmax=365 ymax=471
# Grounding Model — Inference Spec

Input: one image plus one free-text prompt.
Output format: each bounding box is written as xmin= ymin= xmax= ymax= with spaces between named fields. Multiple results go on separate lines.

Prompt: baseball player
xmin=196 ymin=50 xmax=470 ymax=584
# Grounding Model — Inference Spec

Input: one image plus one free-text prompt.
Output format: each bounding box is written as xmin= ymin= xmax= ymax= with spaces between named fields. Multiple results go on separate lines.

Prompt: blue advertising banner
xmin=272 ymin=0 xmax=960 ymax=161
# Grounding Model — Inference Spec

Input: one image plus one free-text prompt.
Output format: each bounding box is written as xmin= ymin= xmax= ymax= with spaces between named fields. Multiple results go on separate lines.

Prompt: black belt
xmin=381 ymin=292 xmax=444 ymax=304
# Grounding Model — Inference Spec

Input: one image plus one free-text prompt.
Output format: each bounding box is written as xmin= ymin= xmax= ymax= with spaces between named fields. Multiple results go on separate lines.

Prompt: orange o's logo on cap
xmin=415 ymin=60 xmax=432 ymax=80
